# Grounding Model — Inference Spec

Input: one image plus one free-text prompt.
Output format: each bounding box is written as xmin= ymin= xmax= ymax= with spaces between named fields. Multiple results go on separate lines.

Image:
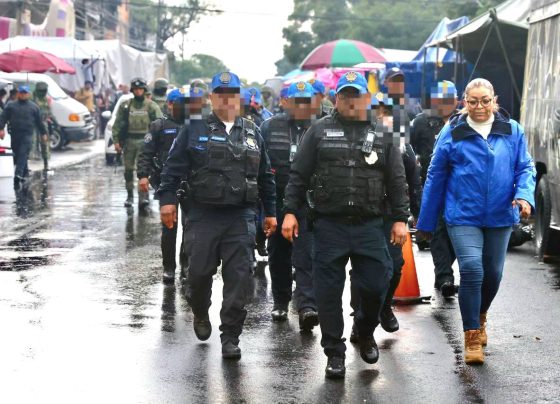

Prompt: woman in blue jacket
xmin=417 ymin=78 xmax=535 ymax=365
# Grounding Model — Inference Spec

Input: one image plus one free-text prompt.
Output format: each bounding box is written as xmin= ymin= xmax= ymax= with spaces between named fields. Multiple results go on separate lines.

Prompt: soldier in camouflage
xmin=32 ymin=81 xmax=52 ymax=170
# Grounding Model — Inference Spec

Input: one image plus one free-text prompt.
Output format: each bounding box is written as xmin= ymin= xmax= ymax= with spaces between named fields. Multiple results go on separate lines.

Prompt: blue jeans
xmin=447 ymin=225 xmax=512 ymax=331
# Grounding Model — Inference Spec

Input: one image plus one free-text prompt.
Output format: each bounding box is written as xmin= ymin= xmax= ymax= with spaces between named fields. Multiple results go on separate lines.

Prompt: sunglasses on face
xmin=466 ymin=98 xmax=493 ymax=108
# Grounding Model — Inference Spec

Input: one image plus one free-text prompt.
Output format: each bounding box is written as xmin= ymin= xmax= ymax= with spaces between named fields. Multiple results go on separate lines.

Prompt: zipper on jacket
xmin=484 ymin=135 xmax=493 ymax=227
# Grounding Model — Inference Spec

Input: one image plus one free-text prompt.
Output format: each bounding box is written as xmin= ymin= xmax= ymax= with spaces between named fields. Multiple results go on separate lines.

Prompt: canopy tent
xmin=412 ymin=17 xmax=470 ymax=63
xmin=0 ymin=36 xmax=168 ymax=93
xmin=426 ymin=0 xmax=531 ymax=119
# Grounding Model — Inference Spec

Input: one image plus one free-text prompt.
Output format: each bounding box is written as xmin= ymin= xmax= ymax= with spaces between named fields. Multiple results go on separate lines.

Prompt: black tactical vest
xmin=154 ymin=118 xmax=181 ymax=164
xmin=187 ymin=117 xmax=260 ymax=207
xmin=311 ymin=116 xmax=387 ymax=216
xmin=265 ymin=116 xmax=306 ymax=191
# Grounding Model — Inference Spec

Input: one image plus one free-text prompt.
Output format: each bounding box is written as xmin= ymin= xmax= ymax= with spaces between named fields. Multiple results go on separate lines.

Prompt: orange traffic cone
xmin=393 ymin=231 xmax=430 ymax=305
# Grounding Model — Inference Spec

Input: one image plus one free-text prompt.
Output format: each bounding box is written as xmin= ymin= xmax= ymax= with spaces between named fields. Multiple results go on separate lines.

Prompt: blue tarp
xmin=412 ymin=17 xmax=470 ymax=63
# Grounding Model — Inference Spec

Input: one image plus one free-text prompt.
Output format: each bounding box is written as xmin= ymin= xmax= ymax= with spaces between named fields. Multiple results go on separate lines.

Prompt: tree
xmin=171 ymin=54 xmax=228 ymax=84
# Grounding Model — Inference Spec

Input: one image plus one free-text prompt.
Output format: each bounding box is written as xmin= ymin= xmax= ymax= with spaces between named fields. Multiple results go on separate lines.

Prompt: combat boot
xmin=222 ymin=340 xmax=241 ymax=359
xmin=480 ymin=312 xmax=488 ymax=346
xmin=138 ymin=191 xmax=150 ymax=209
xmin=299 ymin=308 xmax=319 ymax=332
xmin=193 ymin=314 xmax=212 ymax=341
xmin=124 ymin=190 xmax=133 ymax=207
xmin=358 ymin=334 xmax=379 ymax=364
xmin=349 ymin=323 xmax=359 ymax=343
xmin=325 ymin=356 xmax=345 ymax=379
xmin=464 ymin=330 xmax=484 ymax=365
xmin=380 ymin=306 xmax=399 ymax=333
xmin=271 ymin=303 xmax=288 ymax=322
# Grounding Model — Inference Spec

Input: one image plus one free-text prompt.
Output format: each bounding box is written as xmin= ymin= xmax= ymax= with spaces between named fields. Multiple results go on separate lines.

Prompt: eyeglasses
xmin=466 ymin=98 xmax=492 ymax=108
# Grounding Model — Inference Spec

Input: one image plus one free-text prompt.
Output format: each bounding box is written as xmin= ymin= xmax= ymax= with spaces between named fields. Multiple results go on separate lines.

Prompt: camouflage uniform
xmin=152 ymin=78 xmax=169 ymax=116
xmin=32 ymin=82 xmax=52 ymax=167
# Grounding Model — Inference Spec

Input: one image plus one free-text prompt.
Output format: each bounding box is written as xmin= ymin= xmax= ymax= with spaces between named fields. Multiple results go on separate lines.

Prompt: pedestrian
xmin=112 ymin=77 xmax=163 ymax=208
xmin=282 ymin=71 xmax=409 ymax=378
xmin=137 ymin=88 xmax=189 ymax=284
xmin=32 ymin=82 xmax=52 ymax=171
xmin=158 ymin=72 xmax=277 ymax=359
xmin=74 ymin=80 xmax=95 ymax=115
xmin=383 ymin=67 xmax=422 ymax=121
xmin=260 ymin=81 xmax=321 ymax=330
xmin=152 ymin=78 xmax=169 ymax=115
xmin=348 ymin=93 xmax=422 ymax=338
xmin=411 ymin=81 xmax=459 ymax=297
xmin=0 ymin=88 xmax=7 ymax=110
xmin=0 ymin=85 xmax=48 ymax=190
xmin=416 ymin=78 xmax=536 ymax=365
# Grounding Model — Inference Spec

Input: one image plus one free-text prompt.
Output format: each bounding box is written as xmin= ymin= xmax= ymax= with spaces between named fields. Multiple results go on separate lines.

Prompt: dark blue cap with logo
xmin=166 ymin=88 xmax=184 ymax=103
xmin=280 ymin=87 xmax=289 ymax=99
xmin=309 ymin=78 xmax=325 ymax=95
xmin=211 ymin=71 xmax=241 ymax=92
xmin=336 ymin=71 xmax=368 ymax=94
xmin=248 ymin=87 xmax=262 ymax=105
xmin=287 ymin=81 xmax=314 ymax=98
xmin=18 ymin=85 xmax=30 ymax=93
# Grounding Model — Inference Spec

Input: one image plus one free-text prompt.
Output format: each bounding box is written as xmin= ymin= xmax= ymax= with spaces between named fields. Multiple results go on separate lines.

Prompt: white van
xmin=0 ymin=72 xmax=95 ymax=150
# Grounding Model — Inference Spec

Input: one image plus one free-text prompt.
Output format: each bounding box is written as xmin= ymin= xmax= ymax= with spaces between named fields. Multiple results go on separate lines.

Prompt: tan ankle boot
xmin=464 ymin=330 xmax=484 ymax=364
xmin=480 ymin=313 xmax=488 ymax=346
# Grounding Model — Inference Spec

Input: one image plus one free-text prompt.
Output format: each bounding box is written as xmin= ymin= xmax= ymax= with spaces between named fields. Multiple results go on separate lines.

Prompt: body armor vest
xmin=311 ymin=117 xmax=386 ymax=216
xmin=188 ymin=117 xmax=261 ymax=207
xmin=128 ymin=100 xmax=151 ymax=134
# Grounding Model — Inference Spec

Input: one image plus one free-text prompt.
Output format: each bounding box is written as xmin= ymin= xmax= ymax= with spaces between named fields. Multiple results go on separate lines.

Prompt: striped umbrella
xmin=300 ymin=39 xmax=386 ymax=70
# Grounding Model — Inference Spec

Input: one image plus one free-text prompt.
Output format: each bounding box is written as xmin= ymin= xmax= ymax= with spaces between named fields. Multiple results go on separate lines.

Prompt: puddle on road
xmin=0 ymin=235 xmax=78 ymax=271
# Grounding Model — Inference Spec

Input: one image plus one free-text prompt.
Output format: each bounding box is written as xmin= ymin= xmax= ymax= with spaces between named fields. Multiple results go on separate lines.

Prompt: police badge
xmin=346 ymin=71 xmax=358 ymax=82
xmin=144 ymin=133 xmax=152 ymax=143
xmin=220 ymin=72 xmax=231 ymax=84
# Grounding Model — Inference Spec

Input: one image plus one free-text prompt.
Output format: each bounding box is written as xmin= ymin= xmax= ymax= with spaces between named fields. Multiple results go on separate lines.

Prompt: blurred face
xmin=18 ymin=92 xmax=30 ymax=100
xmin=186 ymin=97 xmax=205 ymax=116
xmin=431 ymin=97 xmax=457 ymax=118
xmin=465 ymin=87 xmax=495 ymax=123
xmin=386 ymin=77 xmax=405 ymax=96
xmin=210 ymin=89 xmax=241 ymax=121
xmin=286 ymin=97 xmax=319 ymax=121
xmin=133 ymin=88 xmax=145 ymax=98
xmin=85 ymin=83 xmax=92 ymax=91
xmin=336 ymin=88 xmax=370 ymax=121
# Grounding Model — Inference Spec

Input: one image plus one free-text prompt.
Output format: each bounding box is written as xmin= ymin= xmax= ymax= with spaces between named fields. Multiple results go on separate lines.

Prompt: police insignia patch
xmin=308 ymin=78 xmax=316 ymax=84
xmin=220 ymin=72 xmax=231 ymax=84
xmin=346 ymin=71 xmax=358 ymax=82
xmin=296 ymin=81 xmax=306 ymax=91
xmin=375 ymin=92 xmax=384 ymax=102
xmin=246 ymin=137 xmax=257 ymax=149
xmin=144 ymin=133 xmax=152 ymax=143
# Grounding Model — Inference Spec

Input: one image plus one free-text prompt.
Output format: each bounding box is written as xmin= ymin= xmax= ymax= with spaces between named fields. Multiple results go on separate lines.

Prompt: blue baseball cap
xmin=280 ymin=87 xmax=289 ymax=99
xmin=336 ymin=71 xmax=368 ymax=94
xmin=328 ymin=89 xmax=335 ymax=98
xmin=210 ymin=71 xmax=241 ymax=92
xmin=248 ymin=87 xmax=262 ymax=105
xmin=166 ymin=88 xmax=184 ymax=103
xmin=309 ymin=79 xmax=325 ymax=95
xmin=431 ymin=80 xmax=457 ymax=99
xmin=188 ymin=87 xmax=205 ymax=99
xmin=241 ymin=88 xmax=251 ymax=106
xmin=287 ymin=81 xmax=314 ymax=98
xmin=18 ymin=85 xmax=30 ymax=93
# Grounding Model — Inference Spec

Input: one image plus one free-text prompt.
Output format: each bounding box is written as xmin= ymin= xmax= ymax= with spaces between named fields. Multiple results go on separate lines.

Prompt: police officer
xmin=260 ymin=81 xmax=321 ymax=330
xmin=152 ymin=78 xmax=169 ymax=114
xmin=112 ymin=78 xmax=163 ymax=208
xmin=32 ymin=82 xmax=52 ymax=171
xmin=158 ymin=72 xmax=277 ymax=359
xmin=282 ymin=71 xmax=409 ymax=378
xmin=411 ymin=81 xmax=458 ymax=297
xmin=137 ymin=88 xmax=188 ymax=284
xmin=309 ymin=78 xmax=334 ymax=116
xmin=0 ymin=85 xmax=47 ymax=190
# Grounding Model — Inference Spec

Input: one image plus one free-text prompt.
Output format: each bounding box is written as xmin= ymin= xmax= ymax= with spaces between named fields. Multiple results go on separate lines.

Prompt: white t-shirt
xmin=224 ymin=121 xmax=234 ymax=134
xmin=467 ymin=115 xmax=494 ymax=140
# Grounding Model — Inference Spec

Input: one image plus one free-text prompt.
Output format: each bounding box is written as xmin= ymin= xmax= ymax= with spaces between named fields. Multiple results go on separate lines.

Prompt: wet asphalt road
xmin=1 ymin=156 xmax=560 ymax=404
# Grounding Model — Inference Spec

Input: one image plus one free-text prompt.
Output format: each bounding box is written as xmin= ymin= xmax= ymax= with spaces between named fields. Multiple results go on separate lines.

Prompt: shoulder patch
xmin=144 ymin=133 xmax=153 ymax=143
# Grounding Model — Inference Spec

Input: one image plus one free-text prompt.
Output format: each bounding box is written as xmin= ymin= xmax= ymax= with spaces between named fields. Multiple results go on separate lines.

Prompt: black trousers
xmin=431 ymin=215 xmax=456 ymax=287
xmin=184 ymin=206 xmax=255 ymax=343
xmin=267 ymin=210 xmax=316 ymax=311
xmin=313 ymin=217 xmax=392 ymax=358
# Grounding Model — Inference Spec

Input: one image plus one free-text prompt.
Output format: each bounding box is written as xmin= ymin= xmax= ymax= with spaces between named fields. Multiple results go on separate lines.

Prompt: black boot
xmin=193 ymin=314 xmax=212 ymax=341
xmin=271 ymin=303 xmax=288 ymax=322
xmin=380 ymin=306 xmax=399 ymax=333
xmin=222 ymin=340 xmax=241 ymax=359
xmin=359 ymin=335 xmax=379 ymax=364
xmin=162 ymin=267 xmax=175 ymax=284
xmin=350 ymin=323 xmax=359 ymax=343
xmin=325 ymin=356 xmax=345 ymax=379
xmin=299 ymin=308 xmax=319 ymax=332
xmin=440 ymin=281 xmax=456 ymax=297
xmin=124 ymin=190 xmax=133 ymax=207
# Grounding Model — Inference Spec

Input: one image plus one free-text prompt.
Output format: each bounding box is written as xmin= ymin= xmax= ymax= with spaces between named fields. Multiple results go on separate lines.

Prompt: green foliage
xmin=171 ymin=54 xmax=228 ymax=85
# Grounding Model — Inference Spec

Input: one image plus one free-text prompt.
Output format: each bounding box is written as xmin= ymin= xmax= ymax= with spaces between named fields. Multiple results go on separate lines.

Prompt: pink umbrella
xmin=0 ymin=48 xmax=76 ymax=74
xmin=300 ymin=39 xmax=386 ymax=70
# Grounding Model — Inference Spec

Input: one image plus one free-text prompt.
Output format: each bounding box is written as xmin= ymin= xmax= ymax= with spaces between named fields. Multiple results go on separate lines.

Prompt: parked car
xmin=102 ymin=93 xmax=133 ymax=165
xmin=520 ymin=0 xmax=560 ymax=261
xmin=0 ymin=72 xmax=95 ymax=150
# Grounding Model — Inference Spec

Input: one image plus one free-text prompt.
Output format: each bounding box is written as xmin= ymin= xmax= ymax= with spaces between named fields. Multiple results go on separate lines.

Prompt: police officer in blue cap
xmin=309 ymin=78 xmax=334 ymax=116
xmin=282 ymin=71 xmax=409 ymax=378
xmin=0 ymin=85 xmax=47 ymax=190
xmin=260 ymin=80 xmax=321 ymax=330
xmin=158 ymin=72 xmax=277 ymax=359
xmin=137 ymin=88 xmax=194 ymax=283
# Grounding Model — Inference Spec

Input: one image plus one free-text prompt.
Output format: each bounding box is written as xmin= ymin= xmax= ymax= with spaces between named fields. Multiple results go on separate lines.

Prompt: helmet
xmin=153 ymin=78 xmax=168 ymax=96
xmin=36 ymin=82 xmax=48 ymax=91
xmin=130 ymin=77 xmax=148 ymax=90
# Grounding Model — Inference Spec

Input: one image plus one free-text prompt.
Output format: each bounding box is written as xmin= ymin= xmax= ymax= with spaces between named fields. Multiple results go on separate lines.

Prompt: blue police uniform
xmin=158 ymin=72 xmax=276 ymax=357
xmin=260 ymin=81 xmax=317 ymax=329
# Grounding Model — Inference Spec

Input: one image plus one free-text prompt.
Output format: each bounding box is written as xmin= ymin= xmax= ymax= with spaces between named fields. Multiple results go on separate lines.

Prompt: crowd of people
xmin=0 ymin=67 xmax=536 ymax=379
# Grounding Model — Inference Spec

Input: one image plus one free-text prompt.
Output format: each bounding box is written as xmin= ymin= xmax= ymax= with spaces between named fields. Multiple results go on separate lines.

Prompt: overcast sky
xmin=167 ymin=0 xmax=294 ymax=83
